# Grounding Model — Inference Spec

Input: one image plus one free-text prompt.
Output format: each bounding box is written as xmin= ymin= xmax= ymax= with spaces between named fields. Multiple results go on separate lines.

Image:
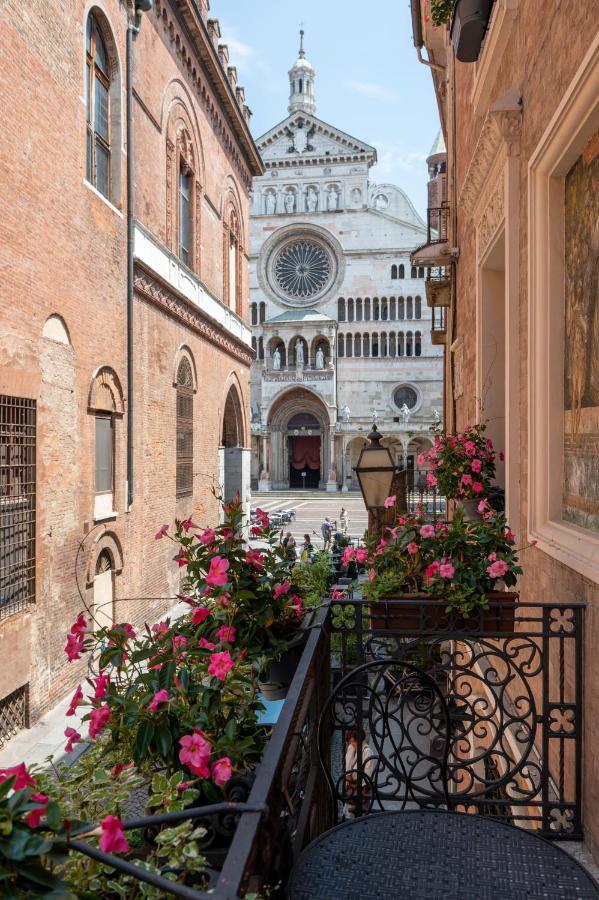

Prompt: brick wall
xmin=0 ymin=0 xmax=256 ymax=721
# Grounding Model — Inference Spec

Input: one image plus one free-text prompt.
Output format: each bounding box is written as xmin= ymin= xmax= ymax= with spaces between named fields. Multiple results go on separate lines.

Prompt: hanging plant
xmin=430 ymin=0 xmax=457 ymax=26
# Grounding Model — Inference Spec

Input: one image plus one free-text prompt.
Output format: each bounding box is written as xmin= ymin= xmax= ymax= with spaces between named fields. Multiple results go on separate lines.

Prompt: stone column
xmin=258 ymin=432 xmax=271 ymax=491
xmin=326 ymin=432 xmax=338 ymax=492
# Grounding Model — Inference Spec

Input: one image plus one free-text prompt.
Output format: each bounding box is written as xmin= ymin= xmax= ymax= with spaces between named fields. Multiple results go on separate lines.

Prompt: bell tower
xmin=288 ymin=29 xmax=316 ymax=115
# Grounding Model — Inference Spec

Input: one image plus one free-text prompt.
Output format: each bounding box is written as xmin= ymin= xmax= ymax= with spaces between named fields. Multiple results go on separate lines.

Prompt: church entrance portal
xmin=287 ymin=413 xmax=321 ymax=488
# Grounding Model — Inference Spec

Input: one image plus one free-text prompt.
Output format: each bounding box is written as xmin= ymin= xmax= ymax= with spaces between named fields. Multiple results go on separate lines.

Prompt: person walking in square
xmin=339 ymin=506 xmax=349 ymax=535
xmin=321 ymin=516 xmax=332 ymax=550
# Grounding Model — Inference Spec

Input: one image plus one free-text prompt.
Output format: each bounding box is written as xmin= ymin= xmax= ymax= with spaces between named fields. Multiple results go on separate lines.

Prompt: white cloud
xmin=371 ymin=139 xmax=427 ymax=178
xmin=349 ymin=81 xmax=398 ymax=102
xmin=219 ymin=24 xmax=270 ymax=76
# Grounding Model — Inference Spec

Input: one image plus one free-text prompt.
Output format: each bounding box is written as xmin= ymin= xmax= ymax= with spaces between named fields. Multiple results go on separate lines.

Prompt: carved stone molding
xmin=459 ymin=89 xmax=522 ymax=217
xmin=166 ymin=139 xmax=175 ymax=252
xmin=451 ymin=337 xmax=464 ymax=401
xmin=477 ymin=174 xmax=505 ymax=262
xmin=134 ymin=263 xmax=253 ymax=367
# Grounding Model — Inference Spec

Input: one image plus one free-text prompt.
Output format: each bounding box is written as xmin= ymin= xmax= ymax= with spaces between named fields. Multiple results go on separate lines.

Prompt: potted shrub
xmin=418 ymin=422 xmax=499 ymax=520
xmin=360 ymin=503 xmax=530 ymax=633
xmin=430 ymin=0 xmax=494 ymax=63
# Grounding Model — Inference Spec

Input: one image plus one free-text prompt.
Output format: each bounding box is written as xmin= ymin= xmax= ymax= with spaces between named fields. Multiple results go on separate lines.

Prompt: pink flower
xmin=250 ymin=526 xmax=262 ymax=537
xmin=191 ymin=606 xmax=210 ymax=625
xmin=472 ymin=482 xmax=485 ymax=494
xmin=24 ymin=793 xmax=48 ymax=828
xmin=99 ymin=815 xmax=129 ymax=854
xmin=425 ymin=561 xmax=441 ymax=583
xmin=355 ymin=548 xmax=368 ymax=564
xmin=0 ymin=763 xmax=36 ymax=791
xmin=478 ymin=500 xmax=489 ymax=514
xmin=416 ymin=453 xmax=426 ymax=466
xmin=208 ymin=651 xmax=234 ymax=681
xmin=199 ymin=528 xmax=217 ymax=545
xmin=407 ymin=541 xmax=419 ymax=555
xmin=464 ymin=440 xmax=476 ymax=457
xmin=419 ymin=524 xmax=435 ymax=539
xmin=341 ymin=546 xmax=356 ymax=566
xmin=487 ymin=552 xmax=497 ymax=562
xmin=487 ymin=559 xmax=509 ymax=579
xmin=179 ymin=729 xmax=211 ymax=777
xmin=439 ymin=561 xmax=455 ymax=579
xmin=199 ymin=637 xmax=217 ymax=650
xmin=89 ymin=704 xmax=111 ymax=740
xmin=66 ymin=684 xmax=84 ymax=716
xmin=115 ymin=623 xmax=136 ymax=642
xmin=504 ymin=528 xmax=515 ymax=542
xmin=368 ymin=568 xmax=377 ymax=581
xmin=152 ymin=620 xmax=170 ymax=637
xmin=64 ymin=727 xmax=82 ymax=753
xmin=216 ymin=625 xmax=236 ymax=643
xmin=155 ymin=524 xmax=170 ymax=540
xmin=221 ymin=527 xmax=234 ymax=540
xmin=149 ymin=689 xmax=169 ymax=713
xmin=383 ymin=495 xmax=396 ymax=508
xmin=530 ymin=539 xmax=538 ymax=546
xmin=172 ymin=634 xmax=188 ymax=653
xmin=486 ymin=438 xmax=494 ymax=449
xmin=461 ymin=473 xmax=473 ymax=486
xmin=331 ymin=589 xmax=345 ymax=601
xmin=471 ymin=459 xmax=483 ymax=473
xmin=70 ymin=614 xmax=89 ymax=638
xmin=291 ymin=595 xmax=303 ymax=617
xmin=211 ymin=756 xmax=233 ymax=786
xmin=175 ymin=552 xmax=189 ymax=568
xmin=245 ymin=549 xmax=265 ymax=570
xmin=206 ymin=556 xmax=230 ymax=587
xmin=215 ymin=594 xmax=230 ymax=609
xmin=182 ymin=515 xmax=195 ymax=533
xmin=255 ymin=508 xmax=270 ymax=527
xmin=274 ymin=580 xmax=291 ymax=599
xmin=426 ymin=471 xmax=438 ymax=488
xmin=93 ymin=672 xmax=110 ymax=700
xmin=65 ymin=632 xmax=84 ymax=662
xmin=499 ymin=451 xmax=505 ymax=462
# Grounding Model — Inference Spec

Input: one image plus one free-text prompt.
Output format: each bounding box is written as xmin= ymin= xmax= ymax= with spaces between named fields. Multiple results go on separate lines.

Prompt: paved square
xmin=251 ymin=492 xmax=368 ymax=548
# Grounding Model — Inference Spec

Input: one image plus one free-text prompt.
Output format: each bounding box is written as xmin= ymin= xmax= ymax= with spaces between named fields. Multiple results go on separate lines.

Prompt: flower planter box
xmin=369 ymin=592 xmax=519 ymax=634
xmin=450 ymin=0 xmax=494 ymax=62
xmin=259 ymin=628 xmax=309 ymax=700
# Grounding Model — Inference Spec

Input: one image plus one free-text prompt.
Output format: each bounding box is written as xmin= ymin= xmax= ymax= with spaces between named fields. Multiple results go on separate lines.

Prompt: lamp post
xmin=354 ymin=424 xmax=404 ymax=537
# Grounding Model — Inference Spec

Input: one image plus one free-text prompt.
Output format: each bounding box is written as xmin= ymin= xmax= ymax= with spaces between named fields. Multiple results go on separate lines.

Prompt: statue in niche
xmin=351 ymin=187 xmax=362 ymax=205
xmin=341 ymin=404 xmax=351 ymax=423
xmin=315 ymin=347 xmax=325 ymax=369
xmin=295 ymin=341 xmax=305 ymax=365
xmin=327 ymin=188 xmax=339 ymax=211
xmin=265 ymin=192 xmax=276 ymax=215
xmin=400 ymin=403 xmax=411 ymax=425
xmin=284 ymin=192 xmax=296 ymax=213
xmin=432 ymin=408 xmax=441 ymax=424
xmin=306 ymin=187 xmax=318 ymax=212
xmin=273 ymin=348 xmax=281 ymax=370
xmin=374 ymin=193 xmax=389 ymax=210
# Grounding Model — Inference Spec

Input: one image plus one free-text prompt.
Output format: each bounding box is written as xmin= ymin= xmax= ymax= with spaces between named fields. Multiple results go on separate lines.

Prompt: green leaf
xmin=155 ymin=725 xmax=173 ymax=759
xmin=44 ymin=800 xmax=61 ymax=832
xmin=134 ymin=720 xmax=155 ymax=765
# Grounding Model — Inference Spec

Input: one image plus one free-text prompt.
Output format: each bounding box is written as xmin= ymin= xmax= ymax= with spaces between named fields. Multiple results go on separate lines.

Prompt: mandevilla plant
xmin=361 ymin=502 xmax=528 ymax=617
xmin=429 ymin=0 xmax=457 ymax=26
xmin=419 ymin=422 xmax=498 ymax=500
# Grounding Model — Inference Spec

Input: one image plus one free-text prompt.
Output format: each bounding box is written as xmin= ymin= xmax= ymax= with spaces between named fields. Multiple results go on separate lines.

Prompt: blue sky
xmin=217 ymin=0 xmax=441 ymax=216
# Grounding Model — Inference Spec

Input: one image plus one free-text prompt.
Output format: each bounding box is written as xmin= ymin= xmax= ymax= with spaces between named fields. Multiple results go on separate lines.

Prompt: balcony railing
xmin=431 ymin=305 xmax=447 ymax=344
xmin=427 ymin=201 xmax=450 ymax=245
xmin=425 ymin=266 xmax=451 ymax=308
xmin=201 ymin=597 xmax=583 ymax=897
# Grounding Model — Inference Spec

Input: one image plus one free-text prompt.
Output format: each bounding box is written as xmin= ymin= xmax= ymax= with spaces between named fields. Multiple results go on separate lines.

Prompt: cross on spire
xmin=299 ymin=25 xmax=305 ymax=58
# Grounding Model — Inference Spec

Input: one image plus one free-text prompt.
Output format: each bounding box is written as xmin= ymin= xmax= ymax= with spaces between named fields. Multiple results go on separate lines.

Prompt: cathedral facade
xmin=249 ymin=35 xmax=443 ymax=491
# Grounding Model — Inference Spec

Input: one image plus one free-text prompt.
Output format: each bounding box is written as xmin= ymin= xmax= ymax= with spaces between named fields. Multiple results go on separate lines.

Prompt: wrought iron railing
xmin=427 ymin=202 xmax=450 ymax=244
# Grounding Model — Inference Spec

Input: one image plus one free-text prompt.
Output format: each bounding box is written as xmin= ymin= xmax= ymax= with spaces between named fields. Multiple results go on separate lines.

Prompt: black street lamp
xmin=354 ymin=424 xmax=399 ymax=522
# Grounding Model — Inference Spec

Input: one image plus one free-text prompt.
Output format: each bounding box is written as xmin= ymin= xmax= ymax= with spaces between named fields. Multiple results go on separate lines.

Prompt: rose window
xmin=273 ymin=241 xmax=332 ymax=300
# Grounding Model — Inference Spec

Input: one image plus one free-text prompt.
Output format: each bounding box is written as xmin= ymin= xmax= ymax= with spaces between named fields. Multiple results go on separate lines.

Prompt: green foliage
xmin=290 ymin=551 xmax=333 ymax=609
xmin=430 ymin=0 xmax=457 ymax=25
xmin=423 ymin=422 xmax=496 ymax=499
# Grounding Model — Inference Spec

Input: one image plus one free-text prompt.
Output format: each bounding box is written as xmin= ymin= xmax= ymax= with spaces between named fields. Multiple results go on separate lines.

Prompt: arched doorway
xmin=267 ymin=388 xmax=331 ymax=490
xmin=221 ymin=385 xmax=246 ymax=503
xmin=288 ymin=412 xmax=321 ymax=488
xmin=93 ymin=549 xmax=114 ymax=632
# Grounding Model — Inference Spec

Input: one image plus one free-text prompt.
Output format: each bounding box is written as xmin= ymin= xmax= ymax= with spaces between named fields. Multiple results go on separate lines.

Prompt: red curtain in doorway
xmin=291 ymin=436 xmax=320 ymax=470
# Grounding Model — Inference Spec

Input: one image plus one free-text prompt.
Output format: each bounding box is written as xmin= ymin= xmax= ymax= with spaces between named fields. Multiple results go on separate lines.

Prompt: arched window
xmin=89 ymin=367 xmax=124 ymax=519
xmin=364 ymin=298 xmax=371 ymax=321
xmin=179 ymin=158 xmax=193 ymax=265
xmin=346 ymin=334 xmax=353 ymax=357
xmin=411 ymin=266 xmax=417 ymax=279
xmin=251 ymin=336 xmax=257 ymax=354
xmin=407 ymin=296 xmax=413 ymax=319
xmin=398 ymin=332 xmax=405 ymax=356
xmin=381 ymin=298 xmax=388 ymax=321
xmin=338 ymin=298 xmax=346 ymax=321
xmin=338 ymin=334 xmax=344 ymax=357
xmin=356 ymin=298 xmax=363 ymax=322
xmin=390 ymin=298 xmax=396 ymax=320
xmin=391 ymin=264 xmax=398 ymax=279
xmin=372 ymin=333 xmax=379 ymax=358
xmin=363 ymin=333 xmax=370 ymax=357
xmin=415 ymin=296 xmax=422 ymax=319
xmin=373 ymin=298 xmax=380 ymax=321
xmin=418 ymin=267 xmax=425 ymax=278
xmin=259 ymin=302 xmax=266 ymax=324
xmin=398 ymin=264 xmax=405 ymax=279
xmin=347 ymin=298 xmax=354 ymax=322
xmin=227 ymin=208 xmax=241 ymax=312
xmin=250 ymin=303 xmax=257 ymax=325
xmin=399 ymin=297 xmax=405 ymax=319
xmin=176 ymin=358 xmax=194 ymax=498
xmin=406 ymin=331 xmax=413 ymax=357
xmin=381 ymin=332 xmax=388 ymax=357
xmin=389 ymin=332 xmax=396 ymax=357
xmin=415 ymin=331 xmax=422 ymax=356
xmin=354 ymin=333 xmax=362 ymax=357
xmin=258 ymin=336 xmax=264 ymax=360
xmin=86 ymin=14 xmax=112 ymax=200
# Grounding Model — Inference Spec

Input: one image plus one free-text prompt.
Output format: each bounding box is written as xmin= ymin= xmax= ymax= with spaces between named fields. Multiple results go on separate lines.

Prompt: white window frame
xmin=528 ymin=36 xmax=599 ymax=582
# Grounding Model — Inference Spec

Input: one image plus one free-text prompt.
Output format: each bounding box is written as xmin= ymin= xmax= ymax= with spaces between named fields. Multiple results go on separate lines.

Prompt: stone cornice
xmin=459 ymin=89 xmax=522 ymax=217
xmin=134 ymin=262 xmax=253 ymax=367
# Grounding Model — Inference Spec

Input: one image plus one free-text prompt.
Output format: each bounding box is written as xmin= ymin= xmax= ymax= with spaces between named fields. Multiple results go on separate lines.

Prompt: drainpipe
xmin=126 ymin=1 xmax=152 ymax=510
xmin=411 ymin=0 xmax=447 ymax=71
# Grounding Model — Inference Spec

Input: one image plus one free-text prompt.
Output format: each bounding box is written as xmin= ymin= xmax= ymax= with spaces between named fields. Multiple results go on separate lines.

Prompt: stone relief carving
xmin=166 ymin=139 xmax=175 ymax=251
xmin=284 ymin=191 xmax=296 ymax=213
xmin=452 ymin=339 xmax=464 ymax=400
xmin=306 ymin=186 xmax=318 ymax=211
xmin=351 ymin=187 xmax=362 ymax=205
xmin=477 ymin=174 xmax=505 ymax=262
xmin=265 ymin=191 xmax=276 ymax=214
xmin=315 ymin=347 xmax=325 ymax=369
xmin=273 ymin=347 xmax=281 ymax=369
xmin=374 ymin=193 xmax=389 ymax=210
xmin=327 ymin=187 xmax=339 ymax=211
xmin=459 ymin=89 xmax=522 ymax=217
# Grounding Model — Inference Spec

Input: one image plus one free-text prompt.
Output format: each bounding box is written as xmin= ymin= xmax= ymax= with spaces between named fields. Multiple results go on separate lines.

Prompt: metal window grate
xmin=176 ymin=361 xmax=193 ymax=498
xmin=0 ymin=684 xmax=29 ymax=749
xmin=0 ymin=396 xmax=36 ymax=619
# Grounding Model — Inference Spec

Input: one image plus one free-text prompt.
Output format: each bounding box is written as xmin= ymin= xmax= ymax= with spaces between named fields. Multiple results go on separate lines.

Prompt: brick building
xmin=0 ymin=0 xmax=262 ymax=733
xmin=411 ymin=0 xmax=599 ymax=861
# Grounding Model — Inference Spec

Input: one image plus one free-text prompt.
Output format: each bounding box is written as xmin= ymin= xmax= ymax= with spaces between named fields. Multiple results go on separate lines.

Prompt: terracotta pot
xmin=369 ymin=592 xmax=519 ymax=634
xmin=259 ymin=629 xmax=308 ymax=700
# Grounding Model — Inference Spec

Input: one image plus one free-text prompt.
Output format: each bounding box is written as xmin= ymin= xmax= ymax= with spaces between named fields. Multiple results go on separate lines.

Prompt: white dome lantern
xmin=288 ymin=29 xmax=316 ymax=115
